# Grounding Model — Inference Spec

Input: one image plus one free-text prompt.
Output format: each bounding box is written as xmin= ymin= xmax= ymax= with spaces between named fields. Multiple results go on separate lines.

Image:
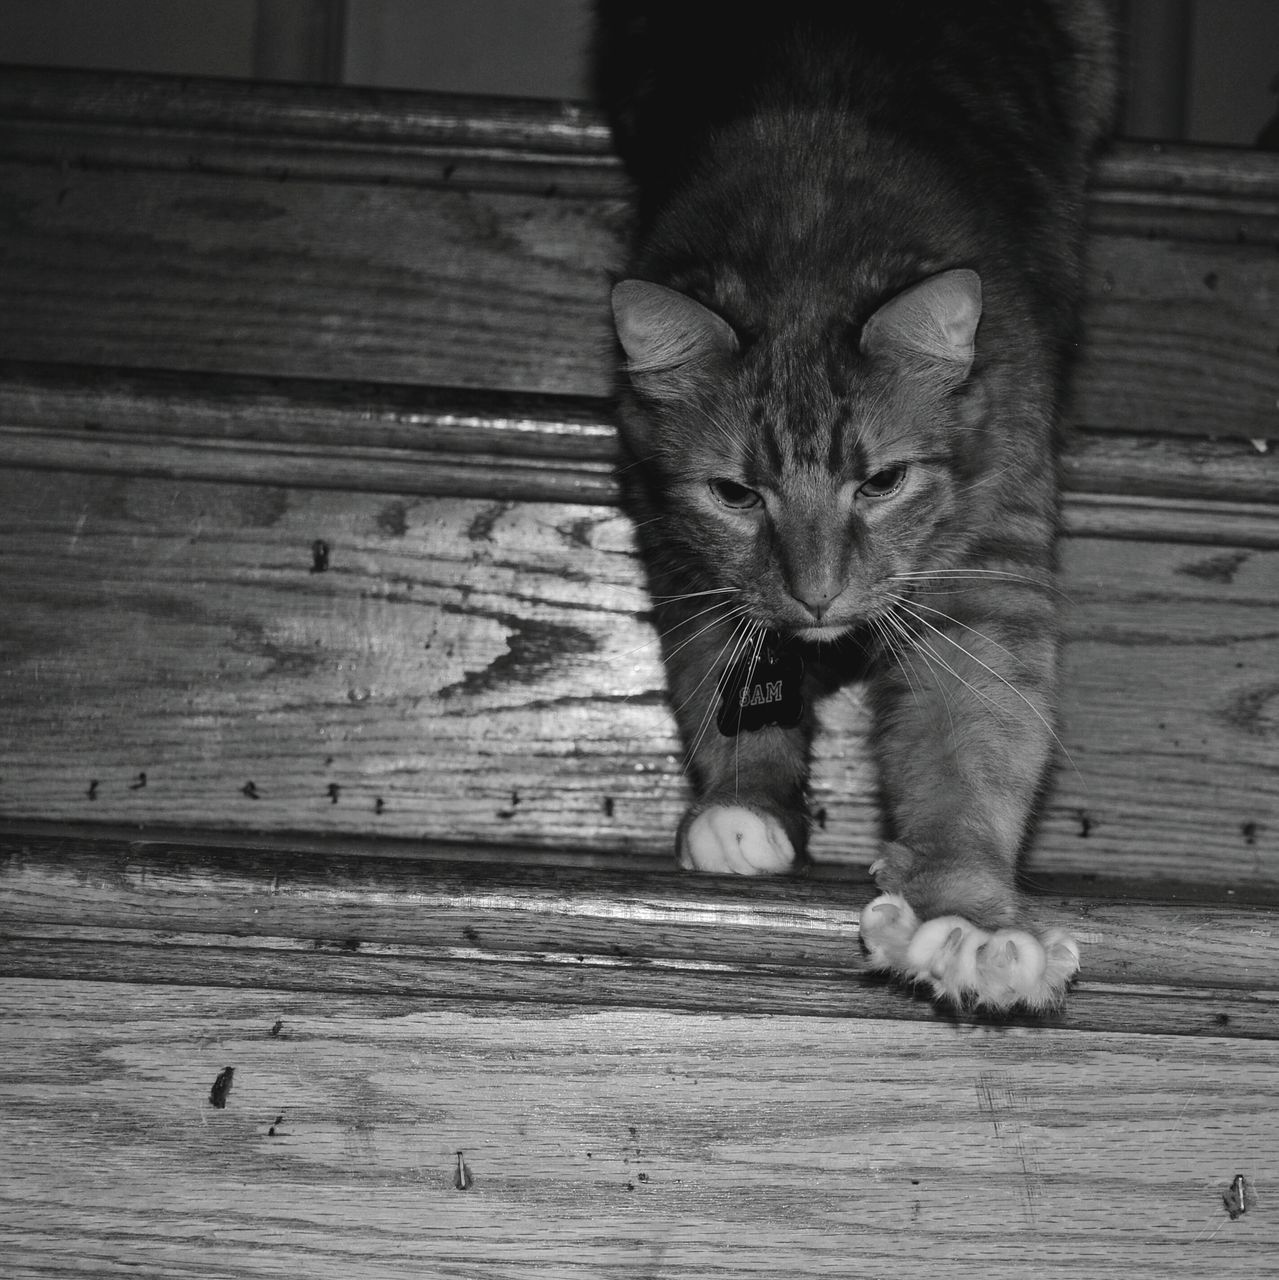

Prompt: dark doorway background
xmin=1 ymin=0 xmax=1276 ymax=147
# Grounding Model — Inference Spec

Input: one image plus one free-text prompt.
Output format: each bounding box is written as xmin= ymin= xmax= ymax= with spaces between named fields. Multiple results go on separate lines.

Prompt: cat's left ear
xmin=859 ymin=269 xmax=982 ymax=378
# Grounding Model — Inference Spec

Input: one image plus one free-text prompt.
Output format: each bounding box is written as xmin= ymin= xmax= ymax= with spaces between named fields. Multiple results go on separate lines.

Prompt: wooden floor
xmin=2 ymin=828 xmax=1277 ymax=1278
xmin=0 ymin=68 xmax=1276 ymax=1277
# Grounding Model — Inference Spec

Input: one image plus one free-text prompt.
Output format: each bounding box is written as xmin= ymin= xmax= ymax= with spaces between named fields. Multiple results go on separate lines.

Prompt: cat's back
xmin=595 ymin=0 xmax=1114 ymax=204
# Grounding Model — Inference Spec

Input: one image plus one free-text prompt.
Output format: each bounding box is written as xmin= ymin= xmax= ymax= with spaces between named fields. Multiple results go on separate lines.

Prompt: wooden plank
xmin=2 ymin=978 xmax=1276 ymax=1279
xmin=0 ymin=159 xmax=624 ymax=394
xmin=5 ymin=67 xmax=1278 ymax=206
xmin=0 ymin=69 xmax=1276 ymax=440
xmin=0 ymin=468 xmax=1274 ymax=885
xmin=1076 ymin=235 xmax=1279 ymax=442
xmin=1 ymin=833 xmax=1277 ymax=1269
xmin=2 ymin=833 xmax=1277 ymax=1034
xmin=0 ymin=66 xmax=619 ymax=165
xmin=0 ymin=362 xmax=1274 ymax=513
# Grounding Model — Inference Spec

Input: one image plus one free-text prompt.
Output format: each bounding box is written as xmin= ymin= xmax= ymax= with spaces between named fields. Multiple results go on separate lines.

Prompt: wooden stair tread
xmin=0 ymin=65 xmax=1276 ymax=1275
xmin=2 ymin=828 xmax=1277 ymax=1277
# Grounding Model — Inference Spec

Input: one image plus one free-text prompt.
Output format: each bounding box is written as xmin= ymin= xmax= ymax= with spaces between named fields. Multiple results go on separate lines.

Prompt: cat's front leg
xmin=860 ymin=589 xmax=1079 ymax=1010
xmin=661 ymin=615 xmax=814 ymax=876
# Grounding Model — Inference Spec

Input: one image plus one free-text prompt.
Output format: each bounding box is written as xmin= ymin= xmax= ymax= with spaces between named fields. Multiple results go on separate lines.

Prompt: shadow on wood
xmin=0 ymin=66 xmax=1276 ymax=1279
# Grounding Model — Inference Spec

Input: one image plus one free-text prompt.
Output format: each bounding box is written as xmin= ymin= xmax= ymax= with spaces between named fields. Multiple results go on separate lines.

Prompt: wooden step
xmin=0 ymin=67 xmax=1276 ymax=440
xmin=0 ymin=67 xmax=1275 ymax=883
xmin=2 ymin=830 xmax=1276 ymax=1278
xmin=1 ymin=65 xmax=1277 ymax=1279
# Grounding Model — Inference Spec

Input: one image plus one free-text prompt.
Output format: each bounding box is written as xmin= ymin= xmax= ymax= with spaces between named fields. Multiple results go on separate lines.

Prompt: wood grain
xmin=0 ymin=468 xmax=1274 ymax=884
xmin=2 ymin=979 xmax=1276 ymax=1279
xmin=1 ymin=69 xmax=1277 ymax=441
xmin=2 ymin=833 xmax=1277 ymax=1272
xmin=1 ymin=67 xmax=1276 ymax=1280
xmin=0 ymin=362 xmax=1274 ymax=515
xmin=2 ymin=833 xmax=1277 ymax=1036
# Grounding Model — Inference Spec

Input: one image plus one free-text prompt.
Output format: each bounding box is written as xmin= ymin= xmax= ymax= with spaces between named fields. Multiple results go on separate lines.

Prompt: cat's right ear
xmin=859 ymin=269 xmax=982 ymax=379
xmin=611 ymin=280 xmax=739 ymax=392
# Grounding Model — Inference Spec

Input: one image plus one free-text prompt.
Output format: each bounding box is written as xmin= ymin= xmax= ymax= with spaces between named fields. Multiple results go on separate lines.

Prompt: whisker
xmin=682 ymin=617 xmax=758 ymax=771
xmin=649 ymin=586 xmax=741 ymax=604
xmin=734 ymin=624 xmax=769 ymax=798
xmin=659 ymin=602 xmax=751 ymax=666
xmin=885 ymin=593 xmax=1030 ymax=672
xmin=871 ymin=614 xmax=923 ymax=714
xmin=892 ymin=600 xmax=1079 ymax=776
xmin=949 ymin=460 xmax=1023 ymax=497
xmin=889 ymin=568 xmax=1064 ymax=597
xmin=617 ymin=593 xmax=744 ymax=666
xmin=884 ymin=609 xmax=968 ymax=733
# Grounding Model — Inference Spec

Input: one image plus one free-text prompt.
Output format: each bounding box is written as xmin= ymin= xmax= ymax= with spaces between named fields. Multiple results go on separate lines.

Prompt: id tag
xmin=716 ymin=632 xmax=804 ymax=736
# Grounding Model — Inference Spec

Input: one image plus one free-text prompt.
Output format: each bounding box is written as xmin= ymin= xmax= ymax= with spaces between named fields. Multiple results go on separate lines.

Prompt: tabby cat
xmin=596 ymin=1 xmax=1115 ymax=1010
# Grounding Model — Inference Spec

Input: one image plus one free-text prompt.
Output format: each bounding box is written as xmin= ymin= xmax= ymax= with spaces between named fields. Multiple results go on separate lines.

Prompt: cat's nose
xmin=792 ymin=584 xmax=838 ymax=621
xmin=786 ymin=556 xmax=844 ymax=621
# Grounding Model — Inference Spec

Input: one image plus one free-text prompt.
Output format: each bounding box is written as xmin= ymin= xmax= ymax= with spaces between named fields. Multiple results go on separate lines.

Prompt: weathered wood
xmin=1 ymin=68 xmax=1276 ymax=441
xmin=0 ymin=816 xmax=1272 ymax=1277
xmin=2 ymin=983 xmax=1276 ymax=1279
xmin=1 ymin=835 xmax=1277 ymax=1276
xmin=0 ymin=362 xmax=1274 ymax=514
xmin=2 ymin=833 xmax=1277 ymax=1035
xmin=1 ymin=64 xmax=1276 ymax=1280
xmin=0 ymin=467 xmax=1274 ymax=884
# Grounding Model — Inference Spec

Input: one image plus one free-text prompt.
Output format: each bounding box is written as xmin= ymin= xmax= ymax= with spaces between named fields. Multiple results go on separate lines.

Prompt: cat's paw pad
xmin=860 ymin=896 xmax=1079 ymax=1012
xmin=679 ymin=806 xmax=796 ymax=875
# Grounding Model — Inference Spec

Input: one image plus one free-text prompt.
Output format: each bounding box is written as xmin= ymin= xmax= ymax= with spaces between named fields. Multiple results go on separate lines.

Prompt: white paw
xmin=860 ymin=892 xmax=1079 ymax=1012
xmin=679 ymin=806 xmax=796 ymax=875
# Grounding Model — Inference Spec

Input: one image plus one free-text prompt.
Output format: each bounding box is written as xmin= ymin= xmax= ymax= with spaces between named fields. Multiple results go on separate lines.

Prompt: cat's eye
xmin=858 ymin=463 xmax=908 ymax=499
xmin=708 ymin=478 xmax=762 ymax=510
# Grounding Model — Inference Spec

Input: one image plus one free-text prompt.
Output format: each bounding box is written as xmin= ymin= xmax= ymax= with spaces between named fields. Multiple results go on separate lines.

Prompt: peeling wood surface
xmin=0 ymin=468 xmax=1274 ymax=883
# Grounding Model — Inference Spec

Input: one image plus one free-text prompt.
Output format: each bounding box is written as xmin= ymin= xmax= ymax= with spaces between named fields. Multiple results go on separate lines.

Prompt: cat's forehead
xmin=724 ymin=335 xmax=907 ymax=471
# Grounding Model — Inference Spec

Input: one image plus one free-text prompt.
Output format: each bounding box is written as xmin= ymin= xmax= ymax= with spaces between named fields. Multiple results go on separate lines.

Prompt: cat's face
xmin=613 ymin=271 xmax=983 ymax=641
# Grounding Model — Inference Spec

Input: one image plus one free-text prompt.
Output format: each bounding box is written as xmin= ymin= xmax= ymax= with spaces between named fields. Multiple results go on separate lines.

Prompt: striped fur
xmin=598 ymin=1 xmax=1115 ymax=1005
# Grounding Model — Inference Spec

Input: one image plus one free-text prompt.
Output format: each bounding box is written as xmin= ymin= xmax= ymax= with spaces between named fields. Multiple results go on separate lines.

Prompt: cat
xmin=595 ymin=0 xmax=1115 ymax=1011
